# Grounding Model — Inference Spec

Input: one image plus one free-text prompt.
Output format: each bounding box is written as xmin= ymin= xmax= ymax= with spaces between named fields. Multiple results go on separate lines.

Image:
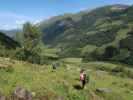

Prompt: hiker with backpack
xmin=80 ymin=69 xmax=87 ymax=89
xmin=52 ymin=63 xmax=57 ymax=70
xmin=52 ymin=62 xmax=60 ymax=70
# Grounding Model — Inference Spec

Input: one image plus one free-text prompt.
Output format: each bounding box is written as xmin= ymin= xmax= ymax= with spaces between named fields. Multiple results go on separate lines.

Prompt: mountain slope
xmin=39 ymin=4 xmax=129 ymax=44
xmin=39 ymin=4 xmax=133 ymax=65
xmin=0 ymin=31 xmax=19 ymax=49
xmin=1 ymin=29 xmax=21 ymax=38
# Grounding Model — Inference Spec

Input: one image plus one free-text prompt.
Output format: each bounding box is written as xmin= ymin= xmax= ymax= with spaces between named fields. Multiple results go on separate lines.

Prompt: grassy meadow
xmin=0 ymin=57 xmax=133 ymax=100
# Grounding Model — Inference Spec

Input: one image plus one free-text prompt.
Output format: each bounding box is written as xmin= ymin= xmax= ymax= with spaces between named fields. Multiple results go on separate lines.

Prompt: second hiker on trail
xmin=80 ymin=69 xmax=86 ymax=89
xmin=52 ymin=62 xmax=60 ymax=70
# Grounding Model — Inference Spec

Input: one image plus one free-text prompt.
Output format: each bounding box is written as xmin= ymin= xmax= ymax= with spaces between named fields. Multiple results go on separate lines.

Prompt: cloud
xmin=0 ymin=12 xmax=30 ymax=19
xmin=16 ymin=20 xmax=27 ymax=25
xmin=33 ymin=19 xmax=43 ymax=25
xmin=0 ymin=12 xmax=34 ymax=30
xmin=0 ymin=24 xmax=11 ymax=30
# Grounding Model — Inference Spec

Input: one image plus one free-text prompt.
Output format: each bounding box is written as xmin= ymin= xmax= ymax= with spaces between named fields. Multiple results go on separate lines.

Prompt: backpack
xmin=86 ymin=74 xmax=90 ymax=83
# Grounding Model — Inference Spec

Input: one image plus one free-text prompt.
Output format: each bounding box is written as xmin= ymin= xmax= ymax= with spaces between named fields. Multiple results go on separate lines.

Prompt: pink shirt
xmin=80 ymin=73 xmax=85 ymax=81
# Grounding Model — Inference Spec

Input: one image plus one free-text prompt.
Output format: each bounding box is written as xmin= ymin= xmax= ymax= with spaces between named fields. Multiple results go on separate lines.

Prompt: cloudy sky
xmin=0 ymin=0 xmax=133 ymax=30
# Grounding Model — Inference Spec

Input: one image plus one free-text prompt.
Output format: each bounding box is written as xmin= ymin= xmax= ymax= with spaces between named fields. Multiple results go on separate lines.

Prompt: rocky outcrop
xmin=0 ymin=92 xmax=6 ymax=100
xmin=96 ymin=88 xmax=112 ymax=94
xmin=12 ymin=86 xmax=32 ymax=100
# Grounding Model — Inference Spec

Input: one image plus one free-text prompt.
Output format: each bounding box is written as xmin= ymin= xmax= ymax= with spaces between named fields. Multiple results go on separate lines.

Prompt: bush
xmin=111 ymin=66 xmax=133 ymax=79
xmin=124 ymin=54 xmax=133 ymax=65
xmin=103 ymin=46 xmax=119 ymax=59
xmin=112 ymin=66 xmax=124 ymax=73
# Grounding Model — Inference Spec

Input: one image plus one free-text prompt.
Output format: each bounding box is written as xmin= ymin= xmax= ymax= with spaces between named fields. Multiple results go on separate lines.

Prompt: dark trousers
xmin=81 ymin=80 xmax=86 ymax=89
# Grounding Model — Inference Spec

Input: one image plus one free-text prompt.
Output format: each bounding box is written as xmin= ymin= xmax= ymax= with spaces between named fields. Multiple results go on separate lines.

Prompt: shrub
xmin=112 ymin=66 xmax=124 ymax=73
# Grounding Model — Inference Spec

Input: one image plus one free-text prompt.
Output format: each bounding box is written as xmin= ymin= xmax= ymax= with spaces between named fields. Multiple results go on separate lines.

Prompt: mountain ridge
xmin=38 ymin=4 xmax=133 ymax=65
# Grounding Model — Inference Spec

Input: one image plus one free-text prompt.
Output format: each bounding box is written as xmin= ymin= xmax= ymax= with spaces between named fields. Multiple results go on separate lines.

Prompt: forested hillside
xmin=39 ymin=4 xmax=133 ymax=65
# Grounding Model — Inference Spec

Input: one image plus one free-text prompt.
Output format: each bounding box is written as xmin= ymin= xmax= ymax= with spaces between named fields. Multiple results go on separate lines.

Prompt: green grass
xmin=0 ymin=57 xmax=133 ymax=100
xmin=61 ymin=58 xmax=82 ymax=64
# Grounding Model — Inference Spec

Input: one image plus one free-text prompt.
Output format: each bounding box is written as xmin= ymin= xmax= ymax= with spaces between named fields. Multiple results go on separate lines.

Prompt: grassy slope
xmin=0 ymin=57 xmax=133 ymax=100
